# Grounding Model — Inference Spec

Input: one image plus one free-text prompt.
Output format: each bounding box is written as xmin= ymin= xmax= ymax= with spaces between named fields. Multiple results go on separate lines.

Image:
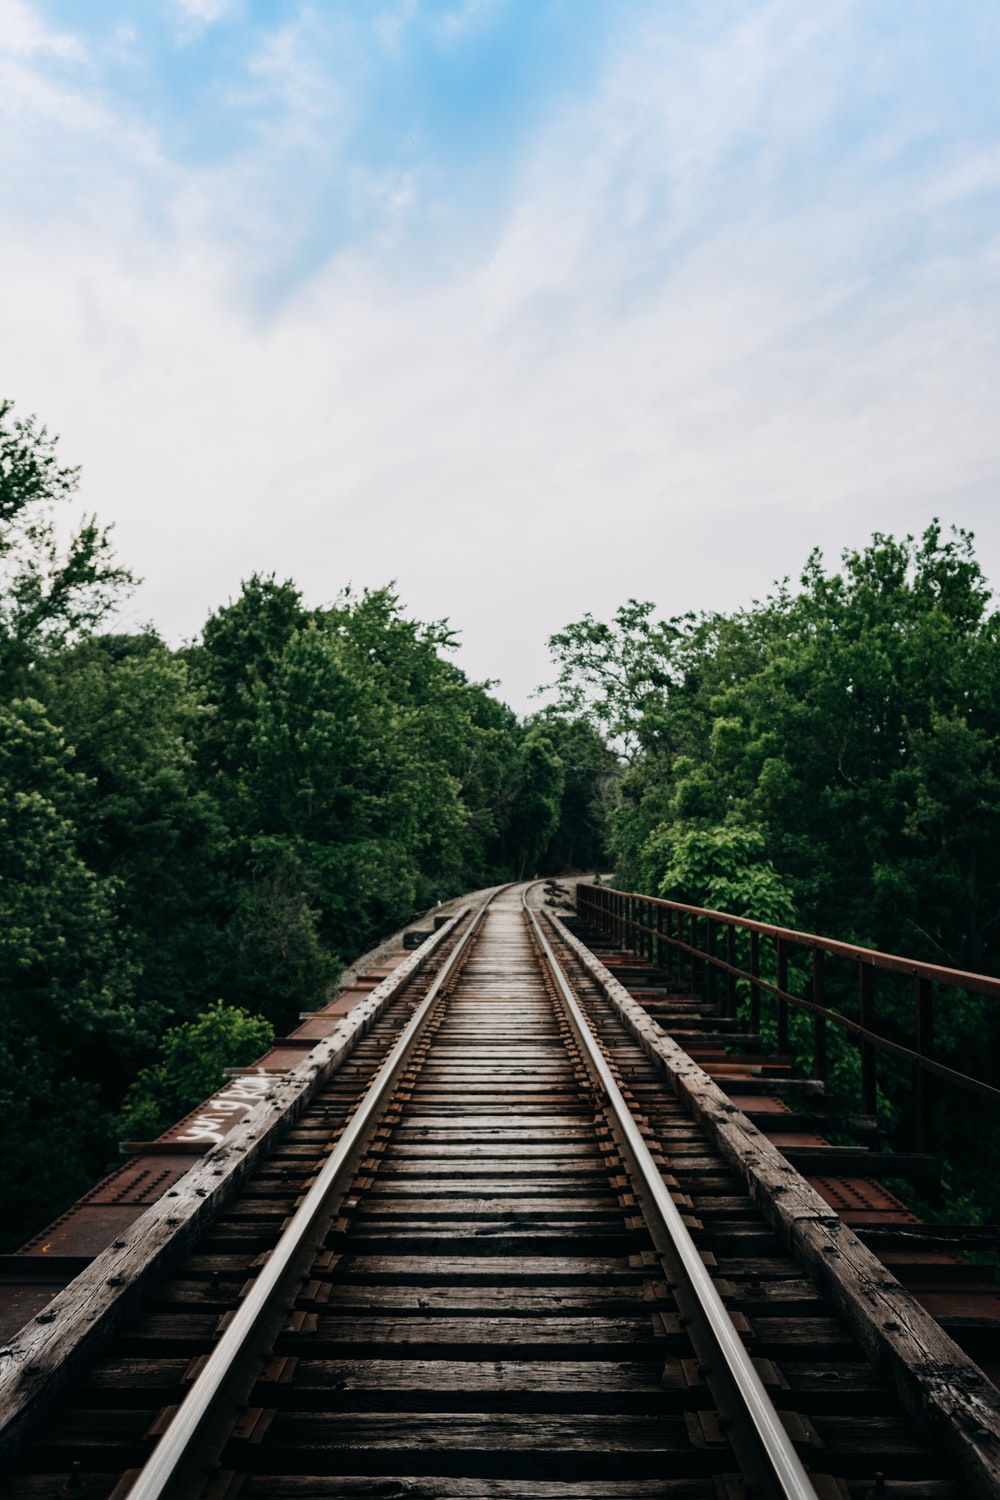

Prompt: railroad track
xmin=1 ymin=884 xmax=998 ymax=1497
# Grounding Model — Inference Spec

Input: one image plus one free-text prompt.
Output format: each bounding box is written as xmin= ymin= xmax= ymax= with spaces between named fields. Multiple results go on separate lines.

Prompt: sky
xmin=3 ymin=0 xmax=1000 ymax=710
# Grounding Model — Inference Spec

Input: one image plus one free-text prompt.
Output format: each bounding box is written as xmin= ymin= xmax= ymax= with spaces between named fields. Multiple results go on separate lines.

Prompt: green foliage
xmin=528 ymin=713 xmax=617 ymax=873
xmin=0 ymin=404 xmax=610 ymax=1253
xmin=654 ymin=825 xmax=797 ymax=927
xmin=0 ymin=698 xmax=145 ymax=1247
xmin=34 ymin=633 xmax=229 ymax=1021
xmin=547 ymin=598 xmax=687 ymax=764
xmin=116 ymin=1002 xmax=274 ymax=1142
xmin=506 ymin=729 xmax=565 ymax=878
xmin=547 ymin=522 xmax=1000 ymax=1222
xmin=0 ymin=400 xmax=135 ymax=688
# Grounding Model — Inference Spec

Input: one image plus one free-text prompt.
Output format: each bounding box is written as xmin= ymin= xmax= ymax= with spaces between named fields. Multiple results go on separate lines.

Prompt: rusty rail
xmin=578 ymin=884 xmax=1000 ymax=1153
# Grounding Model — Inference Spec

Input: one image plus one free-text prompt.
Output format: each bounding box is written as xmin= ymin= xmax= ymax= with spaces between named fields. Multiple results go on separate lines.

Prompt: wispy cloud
xmin=172 ymin=0 xmax=235 ymax=28
xmin=434 ymin=0 xmax=507 ymax=43
xmin=2 ymin=0 xmax=1000 ymax=704
xmin=0 ymin=0 xmax=84 ymax=59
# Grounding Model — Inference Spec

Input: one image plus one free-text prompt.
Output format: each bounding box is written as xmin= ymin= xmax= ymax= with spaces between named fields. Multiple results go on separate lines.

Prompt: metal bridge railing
xmin=577 ymin=883 xmax=1000 ymax=1154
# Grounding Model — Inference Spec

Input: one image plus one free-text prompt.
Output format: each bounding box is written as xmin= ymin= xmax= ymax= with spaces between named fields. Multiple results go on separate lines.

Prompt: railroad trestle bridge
xmin=1 ymin=882 xmax=999 ymax=1499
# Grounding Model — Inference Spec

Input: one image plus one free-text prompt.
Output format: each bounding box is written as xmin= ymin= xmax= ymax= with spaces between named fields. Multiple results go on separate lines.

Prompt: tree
xmin=524 ymin=712 xmax=614 ymax=872
xmin=547 ymin=599 xmax=688 ymax=764
xmin=544 ymin=523 xmax=1000 ymax=1223
xmin=0 ymin=698 xmax=144 ymax=1246
xmin=116 ymin=1001 xmax=274 ymax=1143
xmin=506 ymin=729 xmax=565 ymax=878
xmin=545 ymin=523 xmax=1000 ymax=967
xmin=0 ymin=401 xmax=135 ymax=688
xmin=35 ymin=633 xmax=231 ymax=1022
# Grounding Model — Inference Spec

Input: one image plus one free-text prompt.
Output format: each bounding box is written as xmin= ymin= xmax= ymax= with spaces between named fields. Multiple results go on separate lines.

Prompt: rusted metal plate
xmin=18 ymin=1205 xmax=151 ymax=1258
xmin=806 ymin=1177 xmax=920 ymax=1223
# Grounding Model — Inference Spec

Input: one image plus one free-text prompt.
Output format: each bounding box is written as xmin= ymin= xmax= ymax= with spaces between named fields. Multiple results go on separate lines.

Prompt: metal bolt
xmin=58 ymin=1460 xmax=88 ymax=1497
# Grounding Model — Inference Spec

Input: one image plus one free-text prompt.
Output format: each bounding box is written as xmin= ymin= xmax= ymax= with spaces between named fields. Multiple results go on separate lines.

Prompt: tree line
xmin=0 ymin=401 xmax=611 ymax=1249
xmin=5 ymin=393 xmax=999 ymax=1244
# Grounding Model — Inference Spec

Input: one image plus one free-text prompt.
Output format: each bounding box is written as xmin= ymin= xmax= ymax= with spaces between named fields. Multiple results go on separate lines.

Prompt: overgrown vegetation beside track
xmin=0 ymin=401 xmax=612 ymax=1248
xmin=546 ymin=526 xmax=1000 ymax=1223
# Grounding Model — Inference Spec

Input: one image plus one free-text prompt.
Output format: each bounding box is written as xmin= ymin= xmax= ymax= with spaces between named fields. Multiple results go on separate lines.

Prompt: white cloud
xmin=0 ymin=0 xmax=84 ymax=59
xmin=434 ymin=0 xmax=506 ymax=43
xmin=2 ymin=0 xmax=1000 ymax=708
xmin=923 ymin=147 xmax=1000 ymax=209
xmin=172 ymin=0 xmax=234 ymax=24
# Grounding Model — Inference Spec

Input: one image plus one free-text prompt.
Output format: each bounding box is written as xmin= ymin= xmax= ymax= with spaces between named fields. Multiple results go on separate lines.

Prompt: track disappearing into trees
xmin=3 ymin=887 xmax=989 ymax=1498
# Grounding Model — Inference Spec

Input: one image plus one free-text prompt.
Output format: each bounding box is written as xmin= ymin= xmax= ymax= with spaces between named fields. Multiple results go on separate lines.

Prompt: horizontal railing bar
xmin=592 ymin=886 xmax=1000 ymax=999
xmin=580 ymin=890 xmax=1000 ymax=1105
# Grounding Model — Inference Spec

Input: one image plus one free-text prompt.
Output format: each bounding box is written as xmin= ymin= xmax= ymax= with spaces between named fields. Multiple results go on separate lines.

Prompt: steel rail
xmin=125 ymin=896 xmax=497 ymax=1500
xmin=523 ymin=890 xmax=820 ymax=1500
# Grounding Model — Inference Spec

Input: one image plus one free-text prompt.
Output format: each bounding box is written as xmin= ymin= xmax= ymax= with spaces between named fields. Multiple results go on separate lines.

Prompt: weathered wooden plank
xmin=307 ymin=1285 xmax=663 ymax=1313
xmin=326 ymin=1231 xmax=647 ymax=1256
xmin=0 ymin=1484 xmax=720 ymax=1500
xmin=304 ymin=1314 xmax=660 ymax=1346
xmin=230 ymin=1409 xmax=692 ymax=1451
xmin=82 ymin=1356 xmax=675 ymax=1404
xmin=334 ymin=1255 xmax=637 ymax=1282
xmin=348 ymin=1196 xmax=623 ymax=1215
xmin=237 ymin=1485 xmax=950 ymax=1500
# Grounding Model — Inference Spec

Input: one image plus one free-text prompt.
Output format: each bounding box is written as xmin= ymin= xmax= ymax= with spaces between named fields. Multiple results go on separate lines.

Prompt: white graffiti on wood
xmin=173 ymin=1072 xmax=274 ymax=1144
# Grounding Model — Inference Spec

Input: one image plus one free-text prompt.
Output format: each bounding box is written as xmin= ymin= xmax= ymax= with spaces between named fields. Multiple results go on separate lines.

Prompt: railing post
xmin=725 ymin=924 xmax=737 ymax=1019
xmin=859 ymin=962 xmax=876 ymax=1117
xmin=656 ymin=903 xmax=664 ymax=972
xmin=680 ymin=906 xmax=689 ymax=990
xmin=812 ymin=949 xmax=827 ymax=1081
xmin=693 ymin=914 xmax=702 ymax=996
xmin=749 ymin=929 xmax=760 ymax=1035
xmin=673 ymin=909 xmax=681 ymax=987
xmin=915 ymin=977 xmax=935 ymax=1153
xmin=678 ymin=911 xmax=686 ymax=991
xmin=705 ymin=917 xmax=715 ymax=1006
xmin=776 ymin=938 xmax=789 ymax=1057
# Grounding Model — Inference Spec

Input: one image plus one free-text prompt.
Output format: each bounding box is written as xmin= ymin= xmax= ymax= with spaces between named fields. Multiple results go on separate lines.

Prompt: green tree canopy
xmin=0 ymin=400 xmax=135 ymax=688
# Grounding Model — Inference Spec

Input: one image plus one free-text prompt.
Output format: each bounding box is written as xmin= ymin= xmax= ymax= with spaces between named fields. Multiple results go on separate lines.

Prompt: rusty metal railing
xmin=577 ymin=884 xmax=1000 ymax=1153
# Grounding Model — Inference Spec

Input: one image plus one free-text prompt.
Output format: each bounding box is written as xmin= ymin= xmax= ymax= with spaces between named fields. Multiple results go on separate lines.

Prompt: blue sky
xmin=3 ymin=0 xmax=1000 ymax=706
